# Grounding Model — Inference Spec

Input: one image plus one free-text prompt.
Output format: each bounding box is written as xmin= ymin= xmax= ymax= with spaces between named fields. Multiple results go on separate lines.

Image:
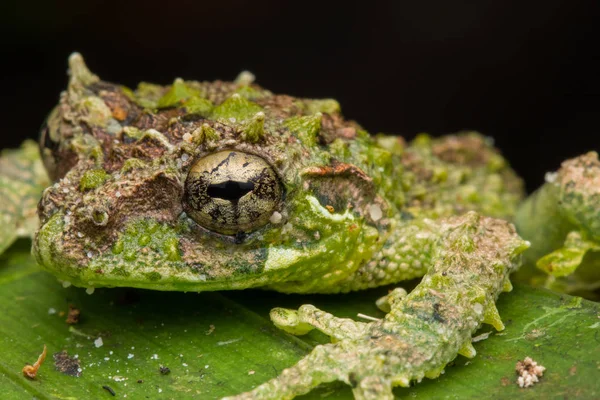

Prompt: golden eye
xmin=183 ymin=151 xmax=283 ymax=235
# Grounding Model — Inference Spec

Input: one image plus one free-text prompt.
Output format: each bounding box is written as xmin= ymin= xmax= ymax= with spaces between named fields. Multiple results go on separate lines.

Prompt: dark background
xmin=1 ymin=0 xmax=598 ymax=191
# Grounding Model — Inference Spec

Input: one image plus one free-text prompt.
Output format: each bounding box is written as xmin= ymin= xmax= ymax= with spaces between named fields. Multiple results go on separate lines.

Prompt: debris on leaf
xmin=23 ymin=345 xmax=47 ymax=379
xmin=472 ymin=331 xmax=492 ymax=343
xmin=516 ymin=357 xmax=546 ymax=388
xmin=159 ymin=365 xmax=171 ymax=375
xmin=94 ymin=337 xmax=103 ymax=348
xmin=66 ymin=304 xmax=81 ymax=324
xmin=102 ymin=385 xmax=116 ymax=396
xmin=205 ymin=324 xmax=215 ymax=335
xmin=53 ymin=350 xmax=82 ymax=377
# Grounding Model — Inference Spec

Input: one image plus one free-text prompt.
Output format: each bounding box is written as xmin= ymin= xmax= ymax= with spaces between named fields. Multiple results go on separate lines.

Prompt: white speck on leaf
xmin=94 ymin=337 xmax=103 ymax=348
xmin=86 ymin=287 xmax=95 ymax=295
xmin=216 ymin=338 xmax=242 ymax=346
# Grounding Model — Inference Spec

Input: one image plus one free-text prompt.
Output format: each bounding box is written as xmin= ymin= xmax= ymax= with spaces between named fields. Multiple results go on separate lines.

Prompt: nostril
xmin=207 ymin=180 xmax=254 ymax=201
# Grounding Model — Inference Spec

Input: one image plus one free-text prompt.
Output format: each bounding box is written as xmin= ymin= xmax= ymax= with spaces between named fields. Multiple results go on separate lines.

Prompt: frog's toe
xmin=375 ymin=287 xmax=408 ymax=313
xmin=271 ymin=304 xmax=369 ymax=341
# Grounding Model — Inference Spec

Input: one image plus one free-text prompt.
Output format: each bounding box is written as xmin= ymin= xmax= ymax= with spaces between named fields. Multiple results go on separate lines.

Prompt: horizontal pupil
xmin=207 ymin=180 xmax=255 ymax=201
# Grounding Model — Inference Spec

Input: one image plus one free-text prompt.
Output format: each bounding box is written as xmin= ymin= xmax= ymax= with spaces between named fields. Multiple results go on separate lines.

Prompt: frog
xmin=0 ymin=53 xmax=598 ymax=399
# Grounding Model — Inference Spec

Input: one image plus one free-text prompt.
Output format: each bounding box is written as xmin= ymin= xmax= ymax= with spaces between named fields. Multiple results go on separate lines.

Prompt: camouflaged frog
xmin=1 ymin=53 xmax=598 ymax=400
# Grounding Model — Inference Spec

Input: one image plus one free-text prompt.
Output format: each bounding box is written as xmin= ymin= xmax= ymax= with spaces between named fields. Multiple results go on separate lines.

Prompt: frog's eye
xmin=183 ymin=151 xmax=283 ymax=235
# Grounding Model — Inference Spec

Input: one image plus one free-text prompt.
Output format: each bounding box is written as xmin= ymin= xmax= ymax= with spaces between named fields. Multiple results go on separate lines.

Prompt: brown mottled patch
xmin=432 ymin=134 xmax=494 ymax=167
xmin=102 ymin=138 xmax=169 ymax=171
xmin=98 ymin=87 xmax=140 ymax=124
xmin=201 ymin=80 xmax=244 ymax=104
xmin=401 ymin=151 xmax=435 ymax=181
xmin=134 ymin=108 xmax=185 ymax=133
xmin=66 ymin=304 xmax=81 ymax=325
xmin=53 ymin=350 xmax=81 ymax=377
xmin=255 ymin=94 xmax=301 ymax=119
xmin=318 ymin=113 xmax=358 ymax=144
xmin=569 ymin=364 xmax=577 ymax=375
xmin=501 ymin=376 xmax=511 ymax=386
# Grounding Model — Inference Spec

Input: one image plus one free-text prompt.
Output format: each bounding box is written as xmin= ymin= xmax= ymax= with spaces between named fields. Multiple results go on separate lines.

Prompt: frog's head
xmin=33 ymin=54 xmax=395 ymax=293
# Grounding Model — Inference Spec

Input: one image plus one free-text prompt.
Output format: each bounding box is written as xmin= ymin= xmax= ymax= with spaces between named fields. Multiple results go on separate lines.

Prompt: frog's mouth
xmin=33 ymin=201 xmax=367 ymax=293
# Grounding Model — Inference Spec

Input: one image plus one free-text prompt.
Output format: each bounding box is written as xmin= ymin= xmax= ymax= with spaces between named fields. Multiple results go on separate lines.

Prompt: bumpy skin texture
xmin=31 ymin=55 xmax=525 ymax=294
xmin=0 ymin=54 xmax=597 ymax=399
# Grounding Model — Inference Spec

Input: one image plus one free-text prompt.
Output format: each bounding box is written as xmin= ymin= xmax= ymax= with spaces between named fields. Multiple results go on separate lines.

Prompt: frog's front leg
xmin=225 ymin=212 xmax=528 ymax=400
xmin=515 ymin=152 xmax=600 ymax=292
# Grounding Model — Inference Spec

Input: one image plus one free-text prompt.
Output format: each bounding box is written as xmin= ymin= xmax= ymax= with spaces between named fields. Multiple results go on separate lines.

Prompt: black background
xmin=1 ymin=0 xmax=598 ymax=191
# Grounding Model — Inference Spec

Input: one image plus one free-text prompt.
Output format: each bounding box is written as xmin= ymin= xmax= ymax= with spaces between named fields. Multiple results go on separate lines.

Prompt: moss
xmin=284 ymin=113 xmax=322 ymax=147
xmin=33 ymin=212 xmax=65 ymax=268
xmin=157 ymin=78 xmax=203 ymax=108
xmin=305 ymin=99 xmax=340 ymax=115
xmin=163 ymin=237 xmax=182 ymax=261
xmin=121 ymin=158 xmax=147 ymax=173
xmin=211 ymin=93 xmax=262 ymax=121
xmin=109 ymin=218 xmax=183 ymax=264
xmin=192 ymin=124 xmax=220 ymax=144
xmin=241 ymin=112 xmax=265 ymax=143
xmin=235 ymin=85 xmax=268 ymax=100
xmin=183 ymin=96 xmax=213 ymax=116
xmin=134 ymin=82 xmax=165 ymax=109
xmin=412 ymin=133 xmax=432 ymax=147
xmin=79 ymin=169 xmax=109 ymax=191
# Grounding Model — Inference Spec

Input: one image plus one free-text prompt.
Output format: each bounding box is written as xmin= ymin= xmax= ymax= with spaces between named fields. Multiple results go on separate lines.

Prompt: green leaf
xmin=1 ymin=240 xmax=599 ymax=399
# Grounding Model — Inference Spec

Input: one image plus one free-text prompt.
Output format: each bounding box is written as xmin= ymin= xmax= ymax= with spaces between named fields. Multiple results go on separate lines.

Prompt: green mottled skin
xmin=0 ymin=53 xmax=598 ymax=399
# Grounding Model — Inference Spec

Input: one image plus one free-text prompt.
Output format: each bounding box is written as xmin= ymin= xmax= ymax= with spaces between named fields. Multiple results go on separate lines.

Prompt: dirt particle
xmin=22 ymin=345 xmax=47 ymax=379
xmin=569 ymin=364 xmax=577 ymax=376
xmin=501 ymin=377 xmax=510 ymax=386
xmin=159 ymin=365 xmax=171 ymax=375
xmin=53 ymin=350 xmax=82 ymax=377
xmin=205 ymin=324 xmax=215 ymax=335
xmin=66 ymin=304 xmax=81 ymax=324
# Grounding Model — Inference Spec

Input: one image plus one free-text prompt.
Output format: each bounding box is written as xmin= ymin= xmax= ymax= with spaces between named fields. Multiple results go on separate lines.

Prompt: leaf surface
xmin=0 ymin=241 xmax=599 ymax=399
